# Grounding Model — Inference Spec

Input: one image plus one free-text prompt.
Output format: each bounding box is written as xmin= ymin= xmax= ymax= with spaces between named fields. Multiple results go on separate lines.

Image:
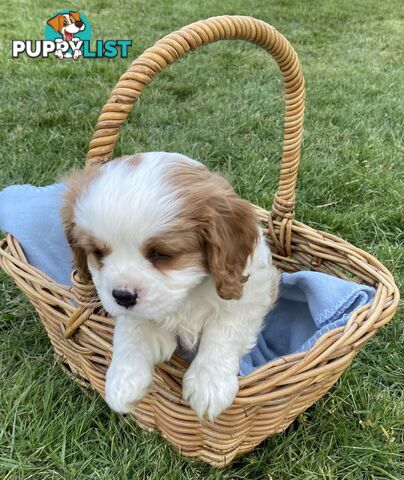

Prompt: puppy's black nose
xmin=75 ymin=20 xmax=84 ymax=27
xmin=112 ymin=289 xmax=138 ymax=308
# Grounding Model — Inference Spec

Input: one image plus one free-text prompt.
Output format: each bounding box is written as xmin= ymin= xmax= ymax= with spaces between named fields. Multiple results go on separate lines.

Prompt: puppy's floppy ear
xmin=47 ymin=14 xmax=63 ymax=33
xmin=61 ymin=201 xmax=91 ymax=282
xmin=69 ymin=11 xmax=81 ymax=22
xmin=61 ymin=170 xmax=94 ymax=282
xmin=203 ymin=191 xmax=259 ymax=300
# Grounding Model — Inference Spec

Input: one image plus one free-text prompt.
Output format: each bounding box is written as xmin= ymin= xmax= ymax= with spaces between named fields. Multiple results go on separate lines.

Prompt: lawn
xmin=0 ymin=0 xmax=403 ymax=478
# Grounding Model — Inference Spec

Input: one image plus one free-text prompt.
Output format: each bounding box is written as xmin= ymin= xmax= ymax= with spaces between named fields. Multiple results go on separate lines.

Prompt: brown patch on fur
xmin=126 ymin=153 xmax=144 ymax=167
xmin=73 ymin=226 xmax=112 ymax=270
xmin=166 ymin=157 xmax=259 ymax=300
xmin=61 ymin=156 xmax=142 ymax=280
xmin=142 ymin=229 xmax=207 ymax=273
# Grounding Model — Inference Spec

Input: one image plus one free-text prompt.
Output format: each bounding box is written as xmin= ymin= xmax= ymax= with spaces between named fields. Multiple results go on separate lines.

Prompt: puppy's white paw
xmin=73 ymin=49 xmax=82 ymax=59
xmin=105 ymin=359 xmax=153 ymax=414
xmin=183 ymin=361 xmax=239 ymax=421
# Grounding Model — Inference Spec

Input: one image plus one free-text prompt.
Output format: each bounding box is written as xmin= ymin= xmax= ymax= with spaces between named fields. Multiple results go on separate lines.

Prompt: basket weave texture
xmin=0 ymin=15 xmax=400 ymax=468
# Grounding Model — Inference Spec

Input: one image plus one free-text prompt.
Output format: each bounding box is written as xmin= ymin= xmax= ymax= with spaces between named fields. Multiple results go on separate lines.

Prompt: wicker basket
xmin=0 ymin=15 xmax=400 ymax=468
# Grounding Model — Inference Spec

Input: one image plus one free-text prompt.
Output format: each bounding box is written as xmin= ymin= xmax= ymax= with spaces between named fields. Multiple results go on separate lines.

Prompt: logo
xmin=12 ymin=10 xmax=132 ymax=60
xmin=45 ymin=10 xmax=91 ymax=59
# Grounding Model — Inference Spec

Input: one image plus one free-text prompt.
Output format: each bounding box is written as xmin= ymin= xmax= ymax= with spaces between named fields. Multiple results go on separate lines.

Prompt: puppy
xmin=62 ymin=152 xmax=279 ymax=420
xmin=47 ymin=11 xmax=85 ymax=59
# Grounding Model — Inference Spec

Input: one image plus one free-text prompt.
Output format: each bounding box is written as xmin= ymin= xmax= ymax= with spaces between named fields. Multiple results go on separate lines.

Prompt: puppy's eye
xmin=149 ymin=250 xmax=171 ymax=262
xmin=93 ymin=248 xmax=104 ymax=261
xmin=63 ymin=19 xmax=68 ymax=25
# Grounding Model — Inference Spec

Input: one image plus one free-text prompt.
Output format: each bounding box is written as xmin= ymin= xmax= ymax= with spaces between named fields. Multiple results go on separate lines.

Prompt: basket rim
xmin=0 ymin=211 xmax=399 ymax=393
xmin=86 ymin=15 xmax=305 ymax=237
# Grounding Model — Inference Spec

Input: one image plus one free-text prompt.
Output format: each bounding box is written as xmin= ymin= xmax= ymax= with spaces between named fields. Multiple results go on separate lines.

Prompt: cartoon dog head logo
xmin=12 ymin=12 xmax=130 ymax=60
xmin=45 ymin=10 xmax=91 ymax=60
xmin=47 ymin=11 xmax=85 ymax=41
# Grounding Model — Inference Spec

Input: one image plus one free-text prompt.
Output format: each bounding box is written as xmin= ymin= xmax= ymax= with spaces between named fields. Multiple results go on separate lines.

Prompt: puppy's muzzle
xmin=112 ymin=289 xmax=138 ymax=308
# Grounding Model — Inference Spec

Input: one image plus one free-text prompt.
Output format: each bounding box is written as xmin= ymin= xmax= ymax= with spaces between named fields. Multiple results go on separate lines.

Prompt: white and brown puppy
xmin=62 ymin=152 xmax=279 ymax=420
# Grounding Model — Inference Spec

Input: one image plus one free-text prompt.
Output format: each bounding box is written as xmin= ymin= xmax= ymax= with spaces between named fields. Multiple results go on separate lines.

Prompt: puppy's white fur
xmin=63 ymin=152 xmax=279 ymax=421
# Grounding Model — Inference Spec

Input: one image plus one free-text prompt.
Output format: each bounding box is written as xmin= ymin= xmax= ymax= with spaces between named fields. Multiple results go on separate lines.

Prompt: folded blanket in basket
xmin=238 ymin=270 xmax=374 ymax=375
xmin=0 ymin=184 xmax=72 ymax=285
xmin=0 ymin=183 xmax=375 ymax=375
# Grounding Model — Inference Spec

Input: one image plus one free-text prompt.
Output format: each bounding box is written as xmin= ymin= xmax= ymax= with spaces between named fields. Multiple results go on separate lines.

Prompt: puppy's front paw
xmin=105 ymin=359 xmax=153 ymax=414
xmin=183 ymin=362 xmax=239 ymax=421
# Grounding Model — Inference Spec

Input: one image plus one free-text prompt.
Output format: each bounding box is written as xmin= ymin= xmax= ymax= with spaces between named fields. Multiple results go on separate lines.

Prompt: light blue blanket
xmin=0 ymin=184 xmax=375 ymax=375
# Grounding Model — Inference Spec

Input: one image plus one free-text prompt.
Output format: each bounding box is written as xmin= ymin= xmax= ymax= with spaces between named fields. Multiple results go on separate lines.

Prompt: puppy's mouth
xmin=65 ymin=31 xmax=73 ymax=41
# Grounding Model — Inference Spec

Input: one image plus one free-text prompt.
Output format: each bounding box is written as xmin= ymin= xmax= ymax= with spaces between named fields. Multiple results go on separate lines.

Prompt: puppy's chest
xmin=172 ymin=285 xmax=218 ymax=351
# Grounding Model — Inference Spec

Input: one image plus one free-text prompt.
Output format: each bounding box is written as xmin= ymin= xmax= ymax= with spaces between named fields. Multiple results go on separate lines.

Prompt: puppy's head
xmin=47 ymin=11 xmax=85 ymax=38
xmin=62 ymin=153 xmax=258 ymax=323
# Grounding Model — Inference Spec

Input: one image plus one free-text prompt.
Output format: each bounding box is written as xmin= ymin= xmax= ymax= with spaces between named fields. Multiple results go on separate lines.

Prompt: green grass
xmin=0 ymin=0 xmax=403 ymax=478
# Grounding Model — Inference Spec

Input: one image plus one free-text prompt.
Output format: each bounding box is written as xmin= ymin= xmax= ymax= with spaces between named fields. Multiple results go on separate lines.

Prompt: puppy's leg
xmin=183 ymin=262 xmax=279 ymax=421
xmin=105 ymin=317 xmax=176 ymax=414
xmin=182 ymin=320 xmax=244 ymax=422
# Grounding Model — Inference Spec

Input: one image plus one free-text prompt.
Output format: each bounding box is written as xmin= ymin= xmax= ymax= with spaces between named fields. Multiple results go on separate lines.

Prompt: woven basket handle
xmin=86 ymin=15 xmax=305 ymax=221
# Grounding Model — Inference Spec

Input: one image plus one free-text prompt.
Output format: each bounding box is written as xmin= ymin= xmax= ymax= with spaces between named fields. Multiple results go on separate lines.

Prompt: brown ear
xmin=204 ymin=193 xmax=259 ymax=300
xmin=61 ymin=205 xmax=91 ymax=282
xmin=61 ymin=172 xmax=92 ymax=282
xmin=47 ymin=14 xmax=63 ymax=33
xmin=69 ymin=11 xmax=81 ymax=22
